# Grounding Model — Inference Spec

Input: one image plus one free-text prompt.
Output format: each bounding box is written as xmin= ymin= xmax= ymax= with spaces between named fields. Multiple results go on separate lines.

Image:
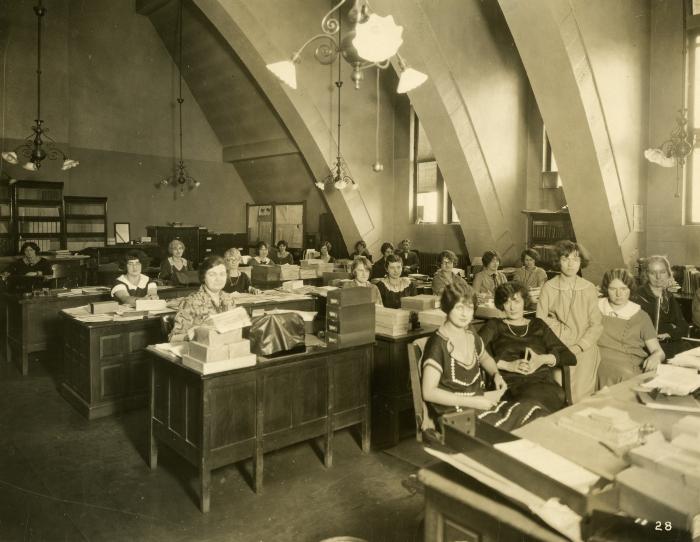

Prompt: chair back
xmin=552 ymin=365 xmax=573 ymax=406
xmin=407 ymin=336 xmax=436 ymax=442
xmin=160 ymin=313 xmax=176 ymax=341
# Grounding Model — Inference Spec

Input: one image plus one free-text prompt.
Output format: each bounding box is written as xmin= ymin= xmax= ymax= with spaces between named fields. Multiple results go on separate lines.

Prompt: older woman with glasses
xmin=632 ymin=255 xmax=690 ymax=358
xmin=536 ymin=240 xmax=602 ymax=402
xmin=222 ymin=248 xmax=260 ymax=294
xmin=598 ymin=268 xmax=664 ymax=388
xmin=158 ymin=239 xmax=193 ymax=285
xmin=431 ymin=250 xmax=468 ymax=297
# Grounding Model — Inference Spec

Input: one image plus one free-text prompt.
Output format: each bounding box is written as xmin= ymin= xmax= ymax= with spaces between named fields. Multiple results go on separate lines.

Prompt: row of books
xmin=0 ymin=203 xmax=9 ymax=217
xmin=19 ymin=221 xmax=61 ymax=234
xmin=66 ymin=223 xmax=105 ymax=233
xmin=531 ymin=221 xmax=574 ymax=243
xmin=16 ymin=187 xmax=62 ymax=201
xmin=17 ymin=206 xmax=60 ymax=217
xmin=65 ymin=203 xmax=105 ymax=215
xmin=681 ymin=266 xmax=700 ymax=295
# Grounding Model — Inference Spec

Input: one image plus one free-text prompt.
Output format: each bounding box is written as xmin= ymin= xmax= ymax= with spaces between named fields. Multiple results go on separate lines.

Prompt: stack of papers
xmin=640 ymin=365 xmax=700 ymax=396
xmin=375 ymin=306 xmax=411 ymax=336
xmin=669 ymin=346 xmax=700 ymax=369
xmin=204 ymin=307 xmax=251 ymax=333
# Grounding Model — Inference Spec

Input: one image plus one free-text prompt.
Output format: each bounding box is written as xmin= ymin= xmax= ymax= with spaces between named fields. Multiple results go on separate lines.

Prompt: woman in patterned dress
xmin=421 ymin=282 xmax=547 ymax=432
xmin=169 ymin=255 xmax=236 ymax=342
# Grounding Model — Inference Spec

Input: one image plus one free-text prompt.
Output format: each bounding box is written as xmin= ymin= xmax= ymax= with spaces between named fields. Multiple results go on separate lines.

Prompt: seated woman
xmin=272 ymin=240 xmax=294 ymax=265
xmin=111 ymin=250 xmax=158 ymax=306
xmin=158 ymin=239 xmax=193 ymax=285
xmin=431 ymin=250 xmax=468 ymax=297
xmin=9 ymin=241 xmax=53 ymax=277
xmin=512 ymin=248 xmax=548 ymax=289
xmin=250 ymin=241 xmax=273 ymax=265
xmin=632 ymin=255 xmax=691 ymax=358
xmin=371 ymin=242 xmax=393 ymax=279
xmin=319 ymin=241 xmax=334 ymax=263
xmin=472 ymin=251 xmax=508 ymax=298
xmin=421 ymin=282 xmax=547 ymax=432
xmin=376 ymin=254 xmax=416 ymax=308
xmin=222 ymin=248 xmax=259 ymax=294
xmin=598 ymin=269 xmax=664 ymax=387
xmin=169 ymin=255 xmax=236 ymax=342
xmin=343 ymin=256 xmax=382 ymax=306
xmin=351 ymin=240 xmax=373 ymax=262
xmin=479 ymin=282 xmax=576 ymax=413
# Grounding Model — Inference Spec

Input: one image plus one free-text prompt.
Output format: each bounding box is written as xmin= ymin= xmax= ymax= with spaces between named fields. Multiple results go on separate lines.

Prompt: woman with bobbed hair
xmin=111 ymin=249 xmax=158 ymax=306
xmin=372 ymin=242 xmax=394 ymax=279
xmin=158 ymin=238 xmax=193 ymax=285
xmin=598 ymin=268 xmax=664 ymax=387
xmin=351 ymin=240 xmax=373 ymax=262
xmin=319 ymin=241 xmax=334 ymax=263
xmin=421 ymin=282 xmax=548 ymax=432
xmin=536 ymin=240 xmax=602 ymax=402
xmin=376 ymin=253 xmax=416 ymax=308
xmin=250 ymin=241 xmax=272 ymax=265
xmin=512 ymin=248 xmax=548 ymax=289
xmin=479 ymin=282 xmax=576 ymax=413
xmin=169 ymin=255 xmax=236 ymax=342
xmin=272 ymin=240 xmax=294 ymax=265
xmin=632 ymin=255 xmax=690 ymax=357
xmin=472 ymin=250 xmax=507 ymax=297
xmin=431 ymin=250 xmax=468 ymax=297
xmin=9 ymin=241 xmax=53 ymax=277
xmin=342 ymin=256 xmax=382 ymax=306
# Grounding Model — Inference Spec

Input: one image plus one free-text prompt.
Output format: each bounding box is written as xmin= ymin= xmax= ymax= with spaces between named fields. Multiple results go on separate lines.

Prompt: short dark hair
xmin=198 ymin=255 xmax=225 ymax=283
xmin=351 ymin=256 xmax=372 ymax=276
xmin=320 ymin=241 xmax=332 ymax=251
xmin=482 ymin=250 xmax=500 ymax=268
xmin=384 ymin=253 xmax=403 ymax=269
xmin=19 ymin=241 xmax=40 ymax=255
xmin=354 ymin=240 xmax=366 ymax=250
xmin=438 ymin=250 xmax=457 ymax=264
xmin=440 ymin=281 xmax=478 ymax=314
xmin=380 ymin=242 xmax=394 ymax=255
xmin=520 ymin=248 xmax=540 ymax=264
xmin=494 ymin=281 xmax=530 ymax=311
xmin=276 ymin=240 xmax=287 ymax=249
xmin=256 ymin=241 xmax=268 ymax=251
xmin=122 ymin=249 xmax=147 ymax=268
xmin=554 ymin=240 xmax=590 ymax=269
xmin=600 ymin=268 xmax=636 ymax=297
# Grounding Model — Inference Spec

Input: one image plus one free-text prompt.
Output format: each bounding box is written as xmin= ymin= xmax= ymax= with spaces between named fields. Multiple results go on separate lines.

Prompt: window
xmin=688 ymin=32 xmax=700 ymax=222
xmin=412 ymin=112 xmax=459 ymax=224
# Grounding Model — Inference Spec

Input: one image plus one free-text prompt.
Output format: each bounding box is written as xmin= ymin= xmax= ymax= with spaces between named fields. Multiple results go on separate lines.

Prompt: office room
xmin=1 ymin=0 xmax=699 ymax=541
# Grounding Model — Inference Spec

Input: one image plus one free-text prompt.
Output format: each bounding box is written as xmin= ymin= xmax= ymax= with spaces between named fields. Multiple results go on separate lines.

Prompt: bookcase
xmin=522 ymin=209 xmax=575 ymax=269
xmin=0 ymin=179 xmax=11 ymax=255
xmin=64 ymin=196 xmax=108 ymax=251
xmin=11 ymin=180 xmax=64 ymax=253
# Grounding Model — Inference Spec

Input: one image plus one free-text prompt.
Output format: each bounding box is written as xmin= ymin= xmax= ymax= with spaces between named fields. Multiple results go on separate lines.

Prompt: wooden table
xmin=146 ymin=339 xmax=372 ymax=513
xmin=2 ymin=285 xmax=197 ymax=375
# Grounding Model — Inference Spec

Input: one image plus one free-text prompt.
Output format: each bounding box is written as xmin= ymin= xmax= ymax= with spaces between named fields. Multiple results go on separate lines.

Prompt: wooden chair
xmin=407 ymin=337 xmax=442 ymax=444
xmin=552 ymin=365 xmax=573 ymax=407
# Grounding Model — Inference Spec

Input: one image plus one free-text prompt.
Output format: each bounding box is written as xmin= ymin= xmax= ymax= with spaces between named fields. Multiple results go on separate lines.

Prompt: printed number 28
xmin=655 ymin=521 xmax=672 ymax=531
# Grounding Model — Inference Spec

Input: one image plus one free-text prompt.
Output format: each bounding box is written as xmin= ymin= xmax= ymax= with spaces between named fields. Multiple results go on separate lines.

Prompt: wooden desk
xmin=59 ymin=294 xmax=318 ymax=418
xmin=372 ymin=326 xmax=437 ymax=449
xmin=146 ymin=340 xmax=372 ymax=513
xmin=2 ymin=285 xmax=197 ymax=375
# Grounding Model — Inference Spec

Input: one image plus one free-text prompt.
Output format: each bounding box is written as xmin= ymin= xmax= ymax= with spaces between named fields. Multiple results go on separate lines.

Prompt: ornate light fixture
xmin=266 ymin=0 xmax=427 ymax=94
xmin=644 ymin=6 xmax=695 ymax=198
xmin=1 ymin=1 xmax=78 ymax=172
xmin=315 ymin=17 xmax=358 ymax=192
xmin=157 ymin=0 xmax=200 ymax=196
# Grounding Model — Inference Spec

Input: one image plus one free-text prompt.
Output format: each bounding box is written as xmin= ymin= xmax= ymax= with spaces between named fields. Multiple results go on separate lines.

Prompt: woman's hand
xmin=642 ymin=356 xmax=661 ymax=373
xmin=497 ymin=360 xmax=520 ymax=373
xmin=657 ymin=333 xmax=671 ymax=342
xmin=469 ymin=396 xmax=498 ymax=410
xmin=493 ymin=373 xmax=507 ymax=390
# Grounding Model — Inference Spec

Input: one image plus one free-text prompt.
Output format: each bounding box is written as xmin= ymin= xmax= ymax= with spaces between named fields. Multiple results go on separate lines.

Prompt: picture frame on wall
xmin=114 ymin=222 xmax=130 ymax=244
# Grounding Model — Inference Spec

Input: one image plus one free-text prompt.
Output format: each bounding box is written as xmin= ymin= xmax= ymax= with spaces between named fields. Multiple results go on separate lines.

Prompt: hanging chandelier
xmin=1 ymin=0 xmax=79 ymax=172
xmin=157 ymin=0 xmax=200 ymax=196
xmin=266 ymin=0 xmax=427 ymax=94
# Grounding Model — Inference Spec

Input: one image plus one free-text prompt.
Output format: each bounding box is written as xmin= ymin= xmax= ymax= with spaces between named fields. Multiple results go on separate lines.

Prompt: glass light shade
xmin=315 ymin=180 xmax=326 ymax=190
xmin=644 ymin=148 xmax=676 ymax=168
xmin=266 ymin=60 xmax=297 ymax=89
xmin=397 ymin=67 xmax=428 ymax=93
xmin=352 ymin=14 xmax=403 ymax=63
xmin=1 ymin=151 xmax=18 ymax=164
xmin=351 ymin=181 xmax=359 ymax=190
xmin=194 ymin=180 xmax=201 ymax=188
xmin=334 ymin=178 xmax=348 ymax=190
xmin=61 ymin=158 xmax=79 ymax=170
xmin=22 ymin=161 xmax=38 ymax=171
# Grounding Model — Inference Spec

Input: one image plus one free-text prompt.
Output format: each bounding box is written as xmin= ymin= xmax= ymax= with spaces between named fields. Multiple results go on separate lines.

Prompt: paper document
xmin=205 ymin=307 xmax=251 ymax=333
xmin=640 ymin=365 xmax=700 ymax=396
xmin=670 ymin=346 xmax=700 ymax=369
xmin=154 ymin=342 xmax=186 ymax=357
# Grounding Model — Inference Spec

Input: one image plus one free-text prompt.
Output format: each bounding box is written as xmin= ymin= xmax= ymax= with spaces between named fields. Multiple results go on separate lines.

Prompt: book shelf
xmin=522 ymin=209 xmax=575 ymax=269
xmin=0 ymin=180 xmax=11 ymax=255
xmin=64 ymin=196 xmax=108 ymax=251
xmin=11 ymin=180 xmax=64 ymax=253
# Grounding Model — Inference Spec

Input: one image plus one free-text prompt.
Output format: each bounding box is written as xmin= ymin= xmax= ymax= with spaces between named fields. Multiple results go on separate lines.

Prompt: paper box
xmin=90 ymin=301 xmax=119 ymax=314
xmin=187 ymin=341 xmax=230 ymax=363
xmin=228 ymin=339 xmax=251 ymax=358
xmin=182 ymin=353 xmax=257 ymax=375
xmin=401 ymin=295 xmax=440 ymax=311
xmin=193 ymin=326 xmax=243 ymax=347
xmin=135 ymin=299 xmax=167 ymax=311
xmin=326 ymin=286 xmax=372 ymax=307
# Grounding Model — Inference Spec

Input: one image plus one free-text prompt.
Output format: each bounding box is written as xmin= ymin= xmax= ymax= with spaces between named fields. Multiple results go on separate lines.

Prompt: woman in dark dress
xmin=376 ymin=254 xmax=416 ymax=308
xmin=9 ymin=241 xmax=53 ymax=277
xmin=479 ymin=282 xmax=576 ymax=413
xmin=350 ymin=240 xmax=373 ymax=262
xmin=371 ymin=242 xmax=393 ymax=279
xmin=273 ymin=240 xmax=294 ymax=265
xmin=158 ymin=238 xmax=193 ymax=285
xmin=318 ymin=241 xmax=334 ymax=263
xmin=632 ymin=255 xmax=691 ymax=358
xmin=222 ymin=248 xmax=259 ymax=294
xmin=250 ymin=241 xmax=273 ymax=265
xmin=421 ymin=282 xmax=548 ymax=431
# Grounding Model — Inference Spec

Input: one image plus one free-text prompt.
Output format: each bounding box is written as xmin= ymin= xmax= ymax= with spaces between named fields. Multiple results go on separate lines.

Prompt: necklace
xmin=505 ymin=320 xmax=529 ymax=337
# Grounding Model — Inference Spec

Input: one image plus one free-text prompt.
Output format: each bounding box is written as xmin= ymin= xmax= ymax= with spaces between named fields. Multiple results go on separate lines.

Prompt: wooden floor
xmin=0 ymin=354 xmax=424 ymax=542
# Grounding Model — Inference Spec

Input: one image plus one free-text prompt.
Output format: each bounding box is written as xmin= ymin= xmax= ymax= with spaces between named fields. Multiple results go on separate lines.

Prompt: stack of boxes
xmin=375 ymin=306 xmax=411 ymax=336
xmin=279 ymin=265 xmax=300 ymax=281
xmin=325 ymin=287 xmax=375 ymax=347
xmin=182 ymin=308 xmax=256 ymax=374
xmin=556 ymin=406 xmax=641 ymax=450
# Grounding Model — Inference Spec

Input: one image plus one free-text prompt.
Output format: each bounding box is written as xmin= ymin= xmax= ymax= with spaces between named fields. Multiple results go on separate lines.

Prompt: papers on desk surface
xmin=670 ymin=346 xmax=700 ymax=369
xmin=154 ymin=342 xmax=186 ymax=357
xmin=424 ymin=447 xmax=583 ymax=542
xmin=640 ymin=365 xmax=700 ymax=396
